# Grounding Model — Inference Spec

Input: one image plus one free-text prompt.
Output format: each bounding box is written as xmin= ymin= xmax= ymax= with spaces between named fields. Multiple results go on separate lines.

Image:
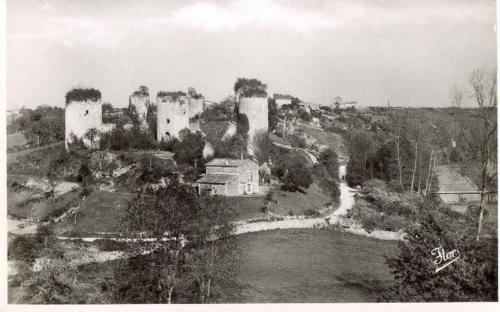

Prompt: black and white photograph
xmin=1 ymin=0 xmax=499 ymax=308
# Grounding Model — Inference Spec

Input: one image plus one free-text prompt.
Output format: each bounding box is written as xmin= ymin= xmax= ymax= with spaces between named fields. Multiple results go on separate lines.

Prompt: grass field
xmin=7 ymin=132 xmax=27 ymax=149
xmin=299 ymin=125 xmax=346 ymax=158
xmin=271 ymin=183 xmax=333 ymax=216
xmin=225 ymin=196 xmax=268 ymax=221
xmin=53 ymin=190 xmax=135 ymax=235
xmin=7 ymin=187 xmax=80 ymax=221
xmin=219 ymin=228 xmax=399 ymax=303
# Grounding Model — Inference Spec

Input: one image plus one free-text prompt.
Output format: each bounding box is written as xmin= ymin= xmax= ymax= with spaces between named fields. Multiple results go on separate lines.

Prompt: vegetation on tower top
xmin=65 ymin=88 xmax=101 ymax=105
xmin=132 ymin=86 xmax=149 ymax=97
xmin=157 ymin=91 xmax=187 ymax=100
xmin=187 ymin=87 xmax=203 ymax=99
xmin=234 ymin=78 xmax=268 ymax=98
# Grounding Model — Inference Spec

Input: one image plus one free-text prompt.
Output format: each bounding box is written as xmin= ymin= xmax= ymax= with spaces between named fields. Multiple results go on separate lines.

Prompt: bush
xmin=380 ymin=215 xmax=403 ymax=231
xmin=303 ymin=209 xmax=319 ymax=217
xmin=94 ymin=239 xmax=129 ymax=251
xmin=388 ymin=180 xmax=405 ymax=192
xmin=8 ymin=236 xmax=38 ymax=265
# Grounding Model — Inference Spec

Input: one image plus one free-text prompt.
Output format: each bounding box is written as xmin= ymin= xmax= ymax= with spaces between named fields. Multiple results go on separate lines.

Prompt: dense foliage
xmin=107 ymin=184 xmax=237 ymax=303
xmin=11 ymin=106 xmax=65 ymax=147
xmin=379 ymin=197 xmax=497 ymax=302
xmin=234 ymin=78 xmax=267 ymax=98
xmin=65 ymin=88 xmax=101 ymax=105
xmin=157 ymin=91 xmax=187 ymax=100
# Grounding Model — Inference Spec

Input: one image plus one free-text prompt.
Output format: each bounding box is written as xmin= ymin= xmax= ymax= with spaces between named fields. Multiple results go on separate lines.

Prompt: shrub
xmin=388 ymin=180 xmax=405 ymax=193
xmin=380 ymin=215 xmax=403 ymax=231
xmin=94 ymin=239 xmax=129 ymax=251
xmin=303 ymin=209 xmax=319 ymax=217
xmin=8 ymin=236 xmax=38 ymax=265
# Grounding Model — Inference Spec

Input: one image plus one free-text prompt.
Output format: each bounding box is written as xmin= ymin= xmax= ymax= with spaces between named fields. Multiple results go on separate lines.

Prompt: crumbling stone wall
xmin=157 ymin=94 xmax=189 ymax=141
xmin=129 ymin=93 xmax=149 ymax=125
xmin=65 ymin=99 xmax=103 ymax=149
xmin=238 ymin=96 xmax=268 ymax=145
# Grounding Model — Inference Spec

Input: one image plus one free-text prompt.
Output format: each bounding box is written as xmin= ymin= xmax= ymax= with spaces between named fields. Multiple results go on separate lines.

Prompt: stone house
xmin=197 ymin=158 xmax=260 ymax=196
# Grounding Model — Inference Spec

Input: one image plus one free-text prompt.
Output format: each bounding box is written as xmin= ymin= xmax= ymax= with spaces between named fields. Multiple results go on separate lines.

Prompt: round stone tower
xmin=129 ymin=86 xmax=150 ymax=126
xmin=238 ymin=96 xmax=268 ymax=140
xmin=157 ymin=91 xmax=189 ymax=141
xmin=65 ymin=88 xmax=103 ymax=150
xmin=188 ymin=96 xmax=204 ymax=119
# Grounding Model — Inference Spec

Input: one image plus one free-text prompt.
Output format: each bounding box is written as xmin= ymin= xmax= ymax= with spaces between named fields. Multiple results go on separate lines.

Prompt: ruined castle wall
xmin=65 ymin=99 xmax=102 ymax=149
xmin=129 ymin=94 xmax=149 ymax=125
xmin=157 ymin=95 xmax=189 ymax=141
xmin=238 ymin=96 xmax=268 ymax=139
xmin=188 ymin=97 xmax=204 ymax=119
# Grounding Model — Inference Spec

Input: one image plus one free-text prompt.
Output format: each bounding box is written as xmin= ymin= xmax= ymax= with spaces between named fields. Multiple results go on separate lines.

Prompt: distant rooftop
xmin=273 ymin=93 xmax=293 ymax=100
xmin=205 ymin=158 xmax=257 ymax=167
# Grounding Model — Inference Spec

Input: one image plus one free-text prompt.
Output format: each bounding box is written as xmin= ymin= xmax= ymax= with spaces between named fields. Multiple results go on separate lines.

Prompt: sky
xmin=6 ymin=0 xmax=497 ymax=109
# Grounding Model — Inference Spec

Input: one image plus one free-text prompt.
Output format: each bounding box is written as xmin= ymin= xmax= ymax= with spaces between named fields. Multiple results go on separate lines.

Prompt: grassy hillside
xmin=219 ymin=229 xmax=398 ymax=303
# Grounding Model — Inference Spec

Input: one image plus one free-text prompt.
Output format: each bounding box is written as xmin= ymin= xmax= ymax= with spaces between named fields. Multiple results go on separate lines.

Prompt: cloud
xmin=163 ymin=0 xmax=338 ymax=32
xmin=161 ymin=0 xmax=494 ymax=32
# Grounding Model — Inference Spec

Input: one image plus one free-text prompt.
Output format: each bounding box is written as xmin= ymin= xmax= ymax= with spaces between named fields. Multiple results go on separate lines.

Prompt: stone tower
xmin=238 ymin=96 xmax=268 ymax=139
xmin=234 ymin=78 xmax=269 ymax=153
xmin=157 ymin=91 xmax=189 ymax=141
xmin=65 ymin=88 xmax=103 ymax=150
xmin=129 ymin=86 xmax=150 ymax=126
xmin=188 ymin=96 xmax=204 ymax=131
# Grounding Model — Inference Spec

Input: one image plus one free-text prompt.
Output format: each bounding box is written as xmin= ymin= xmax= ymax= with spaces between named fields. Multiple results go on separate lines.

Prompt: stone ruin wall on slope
xmin=157 ymin=95 xmax=189 ymax=141
xmin=129 ymin=93 xmax=150 ymax=126
xmin=65 ymin=99 xmax=103 ymax=149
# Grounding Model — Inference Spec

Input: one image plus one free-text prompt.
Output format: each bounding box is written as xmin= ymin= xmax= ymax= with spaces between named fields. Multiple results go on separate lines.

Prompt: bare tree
xmin=84 ymin=127 xmax=99 ymax=149
xmin=451 ymin=69 xmax=497 ymax=241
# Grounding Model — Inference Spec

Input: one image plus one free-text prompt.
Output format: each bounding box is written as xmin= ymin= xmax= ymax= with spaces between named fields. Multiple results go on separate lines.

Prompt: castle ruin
xmin=65 ymin=88 xmax=113 ymax=150
xmin=234 ymin=78 xmax=269 ymax=153
xmin=129 ymin=86 xmax=150 ymax=126
xmin=157 ymin=91 xmax=189 ymax=141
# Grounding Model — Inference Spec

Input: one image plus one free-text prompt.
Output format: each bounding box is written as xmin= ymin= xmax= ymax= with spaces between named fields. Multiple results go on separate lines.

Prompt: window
xmin=248 ymin=171 xmax=253 ymax=182
xmin=247 ymin=183 xmax=252 ymax=193
xmin=85 ymin=110 xmax=89 ymax=116
xmin=167 ymin=119 xmax=170 ymax=124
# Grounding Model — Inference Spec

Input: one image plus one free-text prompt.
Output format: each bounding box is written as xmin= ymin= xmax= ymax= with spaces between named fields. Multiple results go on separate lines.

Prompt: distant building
xmin=197 ymin=158 xmax=260 ymax=196
xmin=6 ymin=109 xmax=20 ymax=126
xmin=273 ymin=94 xmax=293 ymax=107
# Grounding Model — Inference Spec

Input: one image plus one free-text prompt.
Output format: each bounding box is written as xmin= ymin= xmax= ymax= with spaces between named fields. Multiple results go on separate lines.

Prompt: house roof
xmin=273 ymin=94 xmax=293 ymax=100
xmin=205 ymin=158 xmax=257 ymax=168
xmin=197 ymin=174 xmax=239 ymax=185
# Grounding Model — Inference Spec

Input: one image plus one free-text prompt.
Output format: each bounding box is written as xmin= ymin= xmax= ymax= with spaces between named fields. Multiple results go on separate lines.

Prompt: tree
xmin=268 ymin=98 xmax=279 ymax=132
xmin=115 ymin=183 xmax=202 ymax=303
xmin=19 ymin=106 xmax=65 ymax=147
xmin=451 ymin=69 xmax=497 ymax=241
xmin=273 ymin=151 xmax=313 ymax=191
xmin=380 ymin=199 xmax=497 ymax=302
xmin=84 ymin=127 xmax=99 ymax=149
xmin=186 ymin=196 xmax=237 ymax=303
xmin=253 ymin=130 xmax=271 ymax=165
xmin=102 ymin=102 xmax=113 ymax=114
xmin=319 ymin=149 xmax=339 ymax=179
xmin=173 ymin=129 xmax=205 ymax=166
